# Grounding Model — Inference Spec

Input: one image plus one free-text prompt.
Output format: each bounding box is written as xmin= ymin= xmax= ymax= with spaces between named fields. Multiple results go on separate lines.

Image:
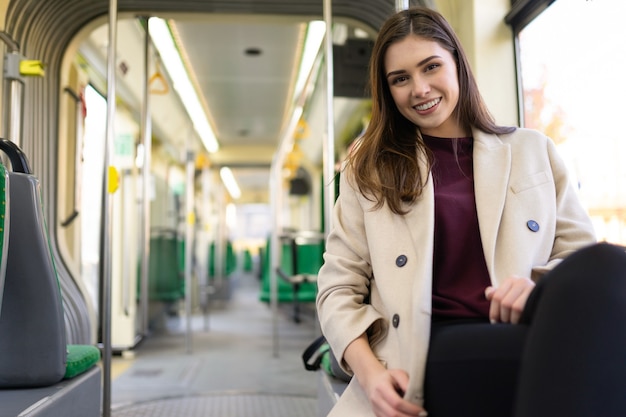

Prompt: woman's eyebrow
xmin=385 ymin=55 xmax=442 ymax=79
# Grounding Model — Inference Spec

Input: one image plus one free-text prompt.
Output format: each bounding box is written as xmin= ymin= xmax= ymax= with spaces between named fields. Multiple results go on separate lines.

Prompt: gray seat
xmin=0 ymin=143 xmax=66 ymax=388
xmin=0 ymin=140 xmax=101 ymax=416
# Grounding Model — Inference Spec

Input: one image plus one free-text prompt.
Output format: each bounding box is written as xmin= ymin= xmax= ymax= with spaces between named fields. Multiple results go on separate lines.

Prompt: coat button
xmin=395 ymin=255 xmax=407 ymax=267
xmin=392 ymin=314 xmax=400 ymax=328
xmin=527 ymin=220 xmax=540 ymax=232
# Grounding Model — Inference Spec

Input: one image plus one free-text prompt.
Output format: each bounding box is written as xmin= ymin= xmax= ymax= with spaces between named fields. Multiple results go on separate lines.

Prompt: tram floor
xmin=110 ymin=271 xmax=320 ymax=417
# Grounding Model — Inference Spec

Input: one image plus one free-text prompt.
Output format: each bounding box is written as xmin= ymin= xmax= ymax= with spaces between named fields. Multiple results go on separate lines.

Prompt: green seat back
xmin=259 ymin=238 xmax=322 ymax=303
xmin=148 ymin=233 xmax=184 ymax=302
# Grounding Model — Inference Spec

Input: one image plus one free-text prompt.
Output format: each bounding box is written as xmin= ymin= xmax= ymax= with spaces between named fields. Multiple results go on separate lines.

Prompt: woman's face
xmin=384 ymin=35 xmax=465 ymax=138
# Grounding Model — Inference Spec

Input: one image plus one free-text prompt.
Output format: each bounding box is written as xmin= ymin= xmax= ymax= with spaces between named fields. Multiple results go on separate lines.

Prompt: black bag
xmin=302 ymin=335 xmax=352 ymax=382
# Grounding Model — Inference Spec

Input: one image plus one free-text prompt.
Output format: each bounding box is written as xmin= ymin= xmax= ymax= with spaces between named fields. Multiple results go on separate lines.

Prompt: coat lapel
xmin=401 ymin=155 xmax=436 ymax=313
xmin=472 ymin=129 xmax=511 ymax=280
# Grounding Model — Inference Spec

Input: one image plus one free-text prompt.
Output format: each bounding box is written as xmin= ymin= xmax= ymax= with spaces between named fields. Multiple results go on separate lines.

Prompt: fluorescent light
xmin=149 ymin=18 xmax=219 ymax=153
xmin=226 ymin=203 xmax=237 ymax=230
xmin=220 ymin=167 xmax=241 ymax=199
xmin=293 ymin=20 xmax=325 ymax=102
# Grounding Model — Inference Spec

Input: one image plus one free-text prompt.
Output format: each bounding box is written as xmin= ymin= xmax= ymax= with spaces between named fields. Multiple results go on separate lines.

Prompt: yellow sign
xmin=20 ymin=60 xmax=45 ymax=77
xmin=108 ymin=166 xmax=120 ymax=193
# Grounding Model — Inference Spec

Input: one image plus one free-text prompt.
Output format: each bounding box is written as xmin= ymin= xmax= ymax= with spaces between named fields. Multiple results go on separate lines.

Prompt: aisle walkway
xmin=111 ymin=271 xmax=320 ymax=416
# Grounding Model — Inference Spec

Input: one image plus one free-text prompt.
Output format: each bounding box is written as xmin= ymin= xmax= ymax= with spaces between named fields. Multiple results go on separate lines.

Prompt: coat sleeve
xmin=316 ymin=167 xmax=386 ymax=373
xmin=532 ymin=137 xmax=597 ymax=278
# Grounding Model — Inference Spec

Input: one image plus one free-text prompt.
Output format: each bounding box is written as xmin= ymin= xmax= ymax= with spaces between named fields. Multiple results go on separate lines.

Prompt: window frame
xmin=505 ymin=0 xmax=557 ymax=34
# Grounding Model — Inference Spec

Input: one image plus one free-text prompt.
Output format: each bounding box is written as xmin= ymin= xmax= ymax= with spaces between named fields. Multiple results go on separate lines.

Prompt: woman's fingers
xmin=369 ymin=369 xmax=428 ymax=416
xmin=486 ymin=277 xmax=535 ymax=324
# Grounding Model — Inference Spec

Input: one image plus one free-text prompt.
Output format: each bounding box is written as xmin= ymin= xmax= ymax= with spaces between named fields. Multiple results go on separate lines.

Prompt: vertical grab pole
xmin=184 ymin=150 xmax=195 ymax=354
xmin=270 ymin=107 xmax=303 ymax=357
xmin=102 ymin=0 xmax=118 ymax=415
xmin=269 ymin=165 xmax=280 ymax=357
xmin=215 ymin=189 xmax=225 ymax=290
xmin=200 ymin=166 xmax=212 ymax=331
xmin=139 ymin=17 xmax=153 ymax=338
xmin=269 ymin=17 xmax=324 ymax=356
xmin=322 ymin=0 xmax=335 ymax=235
xmin=0 ymin=33 xmax=23 ymax=148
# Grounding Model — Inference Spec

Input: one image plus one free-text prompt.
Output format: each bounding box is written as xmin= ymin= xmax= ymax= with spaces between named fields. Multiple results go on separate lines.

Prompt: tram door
xmin=110 ymin=123 xmax=142 ymax=350
xmin=81 ymin=85 xmax=142 ymax=350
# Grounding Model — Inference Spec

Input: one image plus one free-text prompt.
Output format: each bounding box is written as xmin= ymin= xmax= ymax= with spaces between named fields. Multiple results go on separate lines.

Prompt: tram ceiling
xmin=151 ymin=15 xmax=311 ymax=205
xmin=81 ymin=12 xmax=372 ymax=203
xmin=72 ymin=1 xmax=435 ymax=203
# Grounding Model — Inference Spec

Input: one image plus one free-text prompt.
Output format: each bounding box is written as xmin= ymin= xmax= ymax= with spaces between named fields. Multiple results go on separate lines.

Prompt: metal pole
xmin=101 ymin=0 xmax=117 ymax=415
xmin=215 ymin=188 xmax=225 ymax=290
xmin=5 ymin=69 xmax=23 ymax=147
xmin=184 ymin=151 xmax=195 ymax=354
xmin=140 ymin=17 xmax=153 ymax=338
xmin=268 ymin=169 xmax=281 ymax=357
xmin=323 ymin=0 xmax=335 ymax=235
xmin=268 ymin=17 xmax=325 ymax=357
xmin=1 ymin=63 xmax=23 ymax=148
xmin=200 ymin=166 xmax=211 ymax=331
xmin=269 ymin=105 xmax=303 ymax=357
xmin=0 ymin=33 xmax=22 ymax=149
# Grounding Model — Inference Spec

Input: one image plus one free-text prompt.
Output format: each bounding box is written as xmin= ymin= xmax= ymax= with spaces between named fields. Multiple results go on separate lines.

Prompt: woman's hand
xmin=485 ymin=276 xmax=535 ymax=324
xmin=365 ymin=368 xmax=428 ymax=417
xmin=345 ymin=335 xmax=428 ymax=416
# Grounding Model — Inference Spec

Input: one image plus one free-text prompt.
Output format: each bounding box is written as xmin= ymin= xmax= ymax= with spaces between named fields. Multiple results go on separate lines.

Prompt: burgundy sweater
xmin=422 ymin=135 xmax=491 ymax=320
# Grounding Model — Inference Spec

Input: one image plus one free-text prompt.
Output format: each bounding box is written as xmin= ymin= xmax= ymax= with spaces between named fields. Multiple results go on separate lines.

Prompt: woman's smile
xmin=415 ymin=97 xmax=441 ymax=113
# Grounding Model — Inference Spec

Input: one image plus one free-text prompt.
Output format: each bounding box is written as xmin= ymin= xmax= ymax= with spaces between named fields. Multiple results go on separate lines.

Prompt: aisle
xmin=111 ymin=271 xmax=320 ymax=416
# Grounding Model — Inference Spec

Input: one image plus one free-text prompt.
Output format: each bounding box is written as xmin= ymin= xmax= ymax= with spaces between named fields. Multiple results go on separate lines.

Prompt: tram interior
xmin=1 ymin=0 xmax=626 ymax=416
xmin=1 ymin=1 xmax=379 ymax=415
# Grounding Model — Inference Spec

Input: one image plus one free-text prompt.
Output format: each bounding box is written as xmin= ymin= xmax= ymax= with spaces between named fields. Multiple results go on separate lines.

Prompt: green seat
xmin=243 ymin=249 xmax=253 ymax=272
xmin=208 ymin=240 xmax=237 ymax=278
xmin=147 ymin=232 xmax=185 ymax=302
xmin=259 ymin=238 xmax=322 ymax=304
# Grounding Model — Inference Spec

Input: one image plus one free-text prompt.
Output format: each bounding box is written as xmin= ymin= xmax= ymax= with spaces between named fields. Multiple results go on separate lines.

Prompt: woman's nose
xmin=411 ymin=78 xmax=430 ymax=97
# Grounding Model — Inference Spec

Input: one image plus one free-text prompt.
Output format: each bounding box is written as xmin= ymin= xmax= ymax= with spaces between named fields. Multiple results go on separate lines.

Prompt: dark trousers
xmin=423 ymin=242 xmax=626 ymax=417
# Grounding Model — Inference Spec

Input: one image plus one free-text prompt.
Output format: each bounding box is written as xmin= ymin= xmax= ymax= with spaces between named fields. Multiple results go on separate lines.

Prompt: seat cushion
xmin=64 ymin=344 xmax=101 ymax=379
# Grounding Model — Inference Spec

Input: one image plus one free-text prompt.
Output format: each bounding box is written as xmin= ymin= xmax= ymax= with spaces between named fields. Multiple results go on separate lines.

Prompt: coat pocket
xmin=510 ymin=171 xmax=550 ymax=194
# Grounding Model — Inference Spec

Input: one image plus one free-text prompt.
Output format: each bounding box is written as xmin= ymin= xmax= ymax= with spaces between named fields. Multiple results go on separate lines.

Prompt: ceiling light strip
xmin=148 ymin=17 xmax=219 ymax=153
xmin=220 ymin=166 xmax=242 ymax=199
xmin=293 ymin=20 xmax=326 ymax=104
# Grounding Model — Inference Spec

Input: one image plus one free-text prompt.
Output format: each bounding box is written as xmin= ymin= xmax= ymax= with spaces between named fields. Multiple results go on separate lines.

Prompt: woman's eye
xmin=425 ymin=63 xmax=440 ymax=72
xmin=392 ymin=75 xmax=408 ymax=85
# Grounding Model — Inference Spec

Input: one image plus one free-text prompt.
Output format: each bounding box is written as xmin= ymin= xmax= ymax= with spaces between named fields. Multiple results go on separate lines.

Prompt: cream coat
xmin=315 ymin=128 xmax=597 ymax=416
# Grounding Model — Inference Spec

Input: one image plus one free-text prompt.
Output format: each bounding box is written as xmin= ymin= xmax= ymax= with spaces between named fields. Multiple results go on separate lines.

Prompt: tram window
xmin=518 ymin=0 xmax=626 ymax=245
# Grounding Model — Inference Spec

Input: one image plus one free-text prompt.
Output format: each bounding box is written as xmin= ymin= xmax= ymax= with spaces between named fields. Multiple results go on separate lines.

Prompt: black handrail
xmin=0 ymin=139 xmax=31 ymax=174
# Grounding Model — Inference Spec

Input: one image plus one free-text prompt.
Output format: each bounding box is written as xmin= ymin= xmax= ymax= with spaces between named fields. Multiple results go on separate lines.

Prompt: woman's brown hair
xmin=347 ymin=6 xmax=515 ymax=214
